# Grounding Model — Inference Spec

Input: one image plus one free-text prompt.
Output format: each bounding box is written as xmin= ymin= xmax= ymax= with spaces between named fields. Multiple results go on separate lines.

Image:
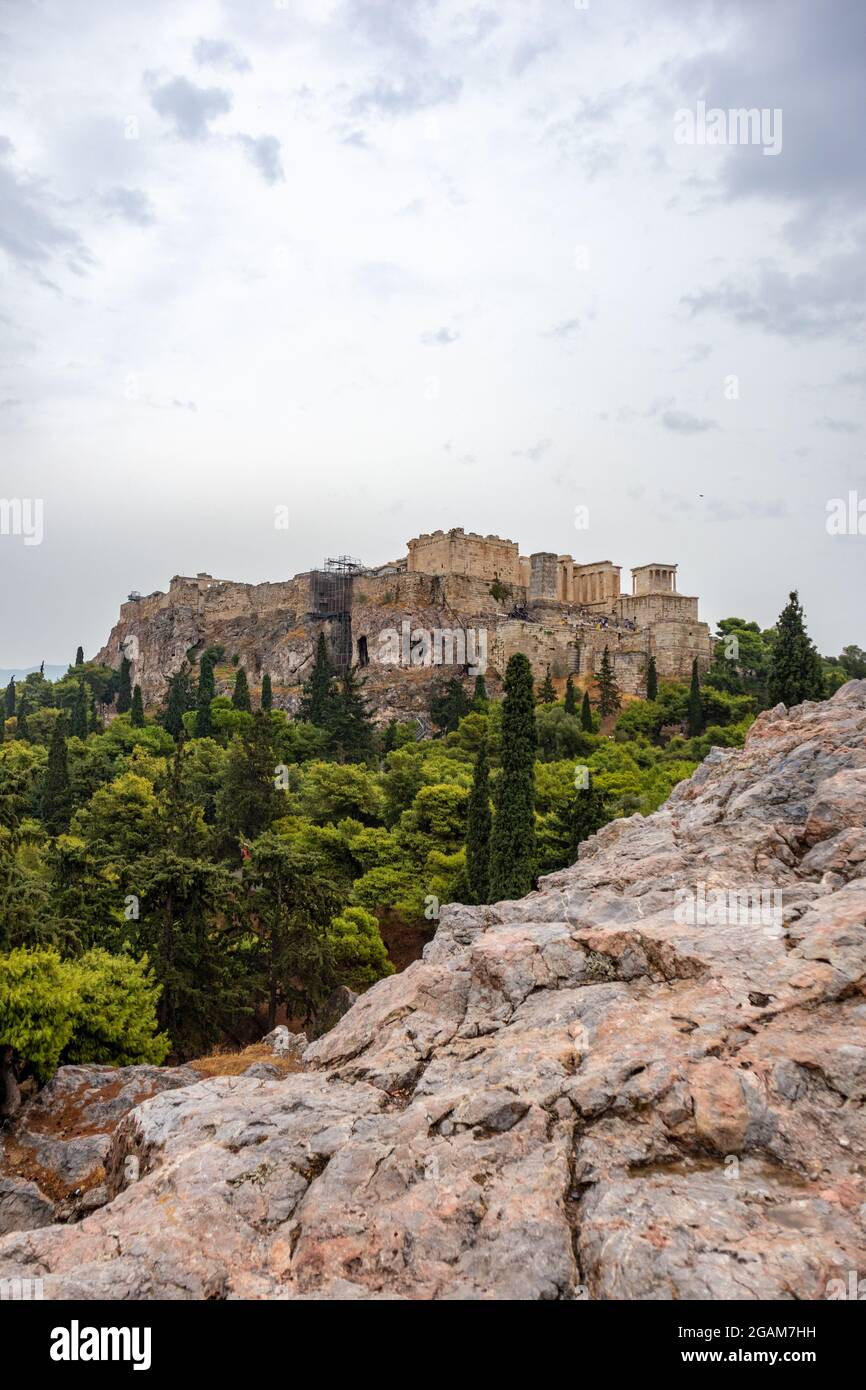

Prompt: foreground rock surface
xmin=2 ymin=684 xmax=865 ymax=1298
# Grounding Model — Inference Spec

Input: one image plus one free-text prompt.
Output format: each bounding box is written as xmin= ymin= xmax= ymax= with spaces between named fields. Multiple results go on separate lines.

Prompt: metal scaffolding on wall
xmin=307 ymin=556 xmax=366 ymax=672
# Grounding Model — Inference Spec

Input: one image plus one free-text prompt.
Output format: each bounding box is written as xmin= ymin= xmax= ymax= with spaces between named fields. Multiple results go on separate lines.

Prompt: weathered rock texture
xmin=2 ymin=683 xmax=864 ymax=1299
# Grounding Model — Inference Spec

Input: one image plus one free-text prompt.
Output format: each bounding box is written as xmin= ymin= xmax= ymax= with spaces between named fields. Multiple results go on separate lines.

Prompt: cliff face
xmin=95 ymin=569 xmax=712 ymax=720
xmin=2 ymin=683 xmax=865 ymax=1299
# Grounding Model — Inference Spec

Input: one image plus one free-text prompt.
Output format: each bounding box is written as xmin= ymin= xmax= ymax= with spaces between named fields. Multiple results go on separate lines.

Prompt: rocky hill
xmin=1 ymin=683 xmax=865 ymax=1299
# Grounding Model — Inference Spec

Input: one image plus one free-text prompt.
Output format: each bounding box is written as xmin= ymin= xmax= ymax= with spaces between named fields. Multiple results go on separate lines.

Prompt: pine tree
xmin=299 ymin=634 xmax=335 ymax=726
xmin=71 ymin=682 xmax=89 ymax=738
xmin=196 ymin=653 xmax=215 ymax=738
xmin=646 ymin=654 xmax=658 ymax=702
xmin=41 ymin=719 xmax=72 ymax=834
xmin=116 ymin=657 xmax=132 ymax=713
xmin=564 ymin=674 xmax=577 ymax=716
xmin=75 ymin=646 xmax=84 ymax=666
xmin=489 ymin=653 xmax=536 ymax=902
xmin=687 ymin=658 xmax=704 ymax=736
xmin=767 ymin=592 xmax=825 ymax=707
xmin=465 ymin=736 xmax=492 ymax=904
xmin=131 ymin=684 xmax=145 ymax=728
xmin=539 ymin=666 xmax=556 ymax=704
xmin=596 ymin=647 xmax=621 ymax=719
xmin=329 ymin=666 xmax=376 ymax=763
xmin=163 ymin=671 xmax=191 ymax=738
xmin=260 ymin=673 xmax=273 ymax=712
xmin=4 ymin=678 xmax=15 ymax=719
xmin=232 ymin=666 xmax=251 ymax=712
xmin=580 ymin=689 xmax=593 ymax=732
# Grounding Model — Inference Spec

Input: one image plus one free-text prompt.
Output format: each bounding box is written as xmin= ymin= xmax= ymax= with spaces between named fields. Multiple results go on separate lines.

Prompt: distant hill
xmin=0 ymin=665 xmax=68 ymax=683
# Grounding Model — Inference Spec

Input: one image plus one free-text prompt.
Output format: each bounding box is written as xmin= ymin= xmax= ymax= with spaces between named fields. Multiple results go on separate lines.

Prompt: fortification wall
xmin=407 ymin=529 xmax=521 ymax=584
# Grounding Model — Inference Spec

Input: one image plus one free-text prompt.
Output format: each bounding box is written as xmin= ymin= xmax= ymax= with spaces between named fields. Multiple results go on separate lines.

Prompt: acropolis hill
xmin=96 ymin=527 xmax=713 ymax=723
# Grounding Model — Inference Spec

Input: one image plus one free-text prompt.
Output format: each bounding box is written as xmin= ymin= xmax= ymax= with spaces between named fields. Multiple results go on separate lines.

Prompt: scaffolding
xmin=308 ymin=556 xmax=365 ymax=671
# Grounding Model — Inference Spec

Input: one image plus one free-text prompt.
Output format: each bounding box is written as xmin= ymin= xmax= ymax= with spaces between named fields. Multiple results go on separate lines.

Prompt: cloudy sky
xmin=1 ymin=0 xmax=864 ymax=667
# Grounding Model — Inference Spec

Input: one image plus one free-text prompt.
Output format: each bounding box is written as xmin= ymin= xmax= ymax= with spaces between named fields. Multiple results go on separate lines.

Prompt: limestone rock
xmin=2 ymin=683 xmax=866 ymax=1298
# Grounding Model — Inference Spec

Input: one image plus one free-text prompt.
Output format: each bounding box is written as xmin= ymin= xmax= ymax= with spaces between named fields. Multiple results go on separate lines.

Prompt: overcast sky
xmin=1 ymin=0 xmax=864 ymax=667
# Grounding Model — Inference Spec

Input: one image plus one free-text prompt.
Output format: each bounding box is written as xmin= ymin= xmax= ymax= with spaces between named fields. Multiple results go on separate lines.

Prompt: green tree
xmin=196 ymin=652 xmax=216 ymax=738
xmin=473 ymin=674 xmax=488 ymax=707
xmin=430 ymin=676 xmax=471 ymax=734
xmin=163 ymin=670 xmax=191 ymax=738
xmin=645 ymin=655 xmax=658 ymax=702
xmin=260 ymin=672 xmax=273 ymax=711
xmin=596 ymin=647 xmax=621 ymax=719
xmin=328 ymin=906 xmax=394 ymax=991
xmin=465 ymin=736 xmax=492 ymax=904
xmin=40 ymin=718 xmax=72 ymax=834
xmin=116 ymin=656 xmax=132 ymax=714
xmin=767 ymin=592 xmax=826 ymax=707
xmin=243 ymin=833 xmax=341 ymax=1028
xmin=687 ymin=659 xmax=705 ymax=736
xmin=489 ymin=653 xmax=536 ymax=902
xmin=62 ymin=949 xmax=169 ymax=1066
xmin=580 ymin=689 xmax=593 ymax=732
xmin=232 ymin=666 xmax=251 ymax=712
xmin=328 ymin=666 xmax=376 ymax=763
xmin=217 ymin=712 xmax=281 ymax=848
xmin=299 ymin=634 xmax=336 ymax=726
xmin=4 ymin=678 xmax=15 ymax=719
xmin=564 ymin=674 xmax=577 ymax=716
xmin=75 ymin=646 xmax=84 ymax=666
xmin=70 ymin=681 xmax=88 ymax=739
xmin=554 ymin=771 xmax=608 ymax=862
xmin=539 ymin=666 xmax=556 ymax=704
xmin=381 ymin=719 xmax=398 ymax=756
xmin=130 ymin=684 xmax=145 ymax=727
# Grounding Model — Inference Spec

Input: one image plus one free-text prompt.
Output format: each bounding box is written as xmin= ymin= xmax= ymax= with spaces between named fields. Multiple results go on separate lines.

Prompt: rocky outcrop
xmin=1 ymin=683 xmax=865 ymax=1299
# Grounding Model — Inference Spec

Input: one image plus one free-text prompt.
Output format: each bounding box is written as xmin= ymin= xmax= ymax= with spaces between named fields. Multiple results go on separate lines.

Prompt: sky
xmin=1 ymin=0 xmax=864 ymax=667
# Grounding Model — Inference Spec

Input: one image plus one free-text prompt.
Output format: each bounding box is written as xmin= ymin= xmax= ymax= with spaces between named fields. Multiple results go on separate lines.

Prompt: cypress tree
xmin=75 ymin=646 xmax=84 ymax=666
xmin=232 ymin=667 xmax=251 ymax=712
xmin=580 ymin=689 xmax=593 ymax=732
xmin=88 ymin=696 xmax=100 ymax=734
xmin=131 ymin=684 xmax=145 ymax=727
xmin=71 ymin=682 xmax=88 ymax=738
xmin=41 ymin=719 xmax=72 ymax=834
xmin=260 ymin=673 xmax=273 ymax=712
xmin=539 ymin=665 xmax=556 ymax=704
xmin=299 ymin=634 xmax=335 ymax=726
xmin=381 ymin=719 xmax=398 ymax=755
xmin=430 ymin=677 xmax=471 ymax=733
xmin=196 ymin=655 xmax=215 ymax=739
xmin=489 ymin=653 xmax=536 ymax=902
xmin=687 ymin=658 xmax=704 ymax=736
xmin=465 ymin=736 xmax=492 ymax=904
xmin=646 ymin=655 xmax=658 ymax=702
xmin=15 ymin=708 xmax=29 ymax=740
xmin=116 ymin=656 xmax=132 ymax=713
xmin=4 ymin=678 xmax=15 ymax=718
xmin=564 ymin=674 xmax=577 ymax=716
xmin=596 ymin=647 xmax=621 ymax=719
xmin=767 ymin=591 xmax=825 ymax=707
xmin=473 ymin=674 xmax=488 ymax=705
xmin=163 ymin=671 xmax=190 ymax=738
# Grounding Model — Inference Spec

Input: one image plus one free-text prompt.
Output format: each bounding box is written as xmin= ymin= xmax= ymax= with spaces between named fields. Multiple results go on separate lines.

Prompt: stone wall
xmin=406 ymin=528 xmax=521 ymax=584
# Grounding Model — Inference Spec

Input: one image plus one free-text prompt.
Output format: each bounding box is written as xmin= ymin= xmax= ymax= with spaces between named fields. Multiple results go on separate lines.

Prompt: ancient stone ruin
xmin=96 ymin=526 xmax=713 ymax=719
